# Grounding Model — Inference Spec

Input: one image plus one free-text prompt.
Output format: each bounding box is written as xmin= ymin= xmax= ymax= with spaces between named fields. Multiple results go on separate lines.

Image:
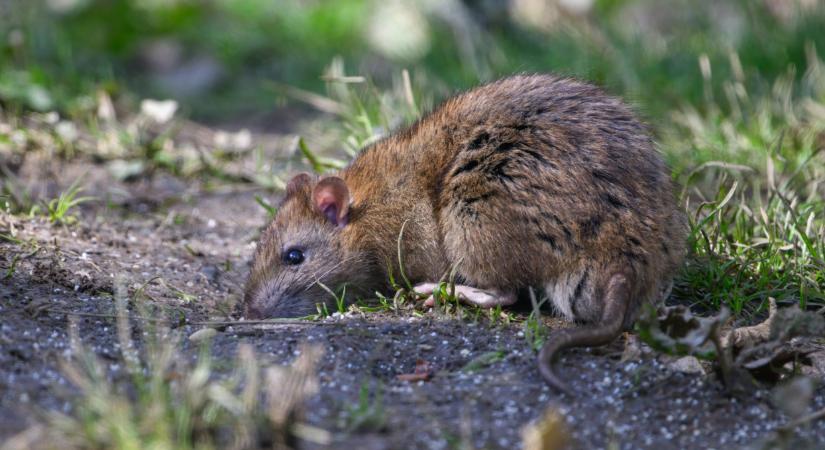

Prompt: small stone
xmin=666 ymin=356 xmax=705 ymax=375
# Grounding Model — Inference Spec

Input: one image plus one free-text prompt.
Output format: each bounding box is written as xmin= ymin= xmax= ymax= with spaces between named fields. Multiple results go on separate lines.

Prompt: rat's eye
xmin=282 ymin=248 xmax=305 ymax=265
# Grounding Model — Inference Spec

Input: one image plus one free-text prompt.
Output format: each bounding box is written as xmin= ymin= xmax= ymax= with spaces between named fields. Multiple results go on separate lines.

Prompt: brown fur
xmin=244 ymin=74 xmax=687 ymax=388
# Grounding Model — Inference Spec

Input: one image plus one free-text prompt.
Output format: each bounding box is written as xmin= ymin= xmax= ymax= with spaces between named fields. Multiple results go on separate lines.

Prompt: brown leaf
xmin=737 ymin=339 xmax=820 ymax=382
xmin=396 ymin=359 xmax=434 ymax=382
xmin=723 ymin=297 xmax=777 ymax=350
xmin=730 ymin=302 xmax=825 ymax=383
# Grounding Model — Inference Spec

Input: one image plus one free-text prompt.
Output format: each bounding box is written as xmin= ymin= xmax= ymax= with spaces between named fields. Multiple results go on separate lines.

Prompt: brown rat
xmin=244 ymin=74 xmax=687 ymax=393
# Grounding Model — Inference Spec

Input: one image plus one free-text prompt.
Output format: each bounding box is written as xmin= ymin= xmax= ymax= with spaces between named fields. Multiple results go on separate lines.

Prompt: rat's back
xmin=412 ymin=75 xmax=687 ymax=392
xmin=425 ymin=74 xmax=686 ymax=323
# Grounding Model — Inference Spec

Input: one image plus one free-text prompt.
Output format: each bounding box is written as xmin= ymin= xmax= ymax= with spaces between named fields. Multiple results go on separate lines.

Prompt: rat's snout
xmin=243 ymin=285 xmax=278 ymax=319
xmin=243 ymin=287 xmax=315 ymax=319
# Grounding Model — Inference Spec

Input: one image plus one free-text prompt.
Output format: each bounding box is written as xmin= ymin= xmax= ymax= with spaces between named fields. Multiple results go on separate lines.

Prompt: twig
xmin=709 ymin=310 xmax=735 ymax=389
xmin=44 ymin=309 xmax=170 ymax=323
xmin=780 ymin=406 xmax=825 ymax=431
xmin=194 ymin=319 xmax=338 ymax=327
xmin=265 ymin=81 xmax=346 ymax=115
xmin=42 ymin=308 xmax=340 ymax=327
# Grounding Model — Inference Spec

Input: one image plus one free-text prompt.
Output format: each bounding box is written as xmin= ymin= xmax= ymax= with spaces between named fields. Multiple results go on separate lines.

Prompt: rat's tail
xmin=537 ymin=273 xmax=631 ymax=394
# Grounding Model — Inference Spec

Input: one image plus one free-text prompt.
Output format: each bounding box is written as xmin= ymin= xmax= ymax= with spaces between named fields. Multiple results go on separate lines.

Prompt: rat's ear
xmin=285 ymin=172 xmax=313 ymax=198
xmin=312 ymin=176 xmax=350 ymax=227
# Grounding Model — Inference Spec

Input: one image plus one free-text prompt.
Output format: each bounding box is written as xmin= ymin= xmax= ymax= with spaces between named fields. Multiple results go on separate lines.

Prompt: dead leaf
xmin=722 ymin=297 xmax=777 ymax=349
xmin=396 ymin=359 xmax=434 ymax=382
xmin=642 ymin=302 xmax=825 ymax=394
xmin=637 ymin=305 xmax=729 ymax=359
xmin=730 ymin=304 xmax=825 ymax=383
xmin=736 ymin=338 xmax=820 ymax=382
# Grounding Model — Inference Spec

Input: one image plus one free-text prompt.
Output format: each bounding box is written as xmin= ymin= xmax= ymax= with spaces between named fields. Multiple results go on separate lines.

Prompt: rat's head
xmin=244 ymin=173 xmax=372 ymax=318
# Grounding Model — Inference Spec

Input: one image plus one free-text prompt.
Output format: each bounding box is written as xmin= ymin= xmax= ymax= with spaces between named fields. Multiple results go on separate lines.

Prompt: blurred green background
xmin=3 ymin=0 xmax=824 ymax=122
xmin=2 ymin=0 xmax=824 ymax=313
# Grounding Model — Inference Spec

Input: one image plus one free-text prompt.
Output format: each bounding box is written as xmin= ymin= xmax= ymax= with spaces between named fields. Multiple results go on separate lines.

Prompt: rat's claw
xmin=413 ymin=282 xmax=439 ymax=296
xmin=413 ymin=282 xmax=438 ymax=307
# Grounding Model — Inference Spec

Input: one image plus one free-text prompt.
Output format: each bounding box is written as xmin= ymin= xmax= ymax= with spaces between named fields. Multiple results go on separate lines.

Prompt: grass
xmin=1 ymin=175 xmax=92 ymax=226
xmin=460 ymin=350 xmax=506 ymax=373
xmin=297 ymin=137 xmax=346 ymax=174
xmin=315 ymin=282 xmax=349 ymax=317
xmin=666 ymin=53 xmax=825 ymax=315
xmin=4 ymin=253 xmax=20 ymax=279
xmin=524 ymin=289 xmax=549 ymax=353
xmin=339 ymin=383 xmax=387 ymax=433
xmin=253 ymin=195 xmax=278 ymax=219
xmin=1 ymin=170 xmax=37 ymax=216
xmin=27 ymin=294 xmax=329 ymax=450
xmin=43 ymin=179 xmax=94 ymax=225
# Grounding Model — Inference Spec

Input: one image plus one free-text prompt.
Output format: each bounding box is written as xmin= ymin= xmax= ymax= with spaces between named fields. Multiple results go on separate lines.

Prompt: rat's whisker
xmin=299 ymin=255 xmax=359 ymax=292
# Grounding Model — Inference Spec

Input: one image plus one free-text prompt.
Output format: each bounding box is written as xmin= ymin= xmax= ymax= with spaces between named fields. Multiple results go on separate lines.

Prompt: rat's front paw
xmin=412 ymin=282 xmax=439 ymax=306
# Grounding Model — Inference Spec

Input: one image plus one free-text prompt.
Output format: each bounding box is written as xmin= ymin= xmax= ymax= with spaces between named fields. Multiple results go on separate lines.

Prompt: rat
xmin=243 ymin=74 xmax=687 ymax=393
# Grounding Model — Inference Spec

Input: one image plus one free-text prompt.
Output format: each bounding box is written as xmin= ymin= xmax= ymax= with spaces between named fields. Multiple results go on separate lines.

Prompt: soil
xmin=1 ymin=124 xmax=824 ymax=450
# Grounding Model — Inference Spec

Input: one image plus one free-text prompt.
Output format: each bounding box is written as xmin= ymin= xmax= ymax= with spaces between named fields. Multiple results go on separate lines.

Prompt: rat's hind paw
xmin=413 ymin=283 xmax=516 ymax=308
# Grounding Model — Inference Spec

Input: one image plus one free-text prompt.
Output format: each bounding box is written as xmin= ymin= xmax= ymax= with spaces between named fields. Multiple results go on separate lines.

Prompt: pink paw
xmin=413 ymin=283 xmax=516 ymax=308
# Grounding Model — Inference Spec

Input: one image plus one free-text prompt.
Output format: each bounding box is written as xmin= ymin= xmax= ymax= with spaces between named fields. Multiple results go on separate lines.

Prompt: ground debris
xmin=637 ymin=304 xmax=728 ymax=359
xmin=638 ymin=299 xmax=825 ymax=394
xmin=723 ymin=298 xmax=778 ymax=349
xmin=396 ymin=359 xmax=434 ymax=382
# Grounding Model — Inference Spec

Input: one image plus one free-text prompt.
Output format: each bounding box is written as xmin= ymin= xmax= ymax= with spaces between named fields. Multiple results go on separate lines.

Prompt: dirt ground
xmin=2 ymin=127 xmax=825 ymax=450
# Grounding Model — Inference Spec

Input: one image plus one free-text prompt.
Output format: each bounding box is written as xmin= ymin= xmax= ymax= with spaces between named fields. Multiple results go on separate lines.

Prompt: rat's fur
xmin=244 ymin=74 xmax=687 ymax=391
